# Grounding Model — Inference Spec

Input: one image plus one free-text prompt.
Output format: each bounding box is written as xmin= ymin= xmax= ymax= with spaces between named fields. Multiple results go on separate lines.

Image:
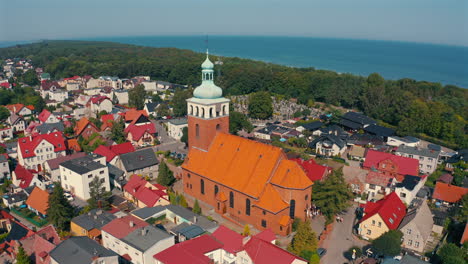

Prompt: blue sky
xmin=1 ymin=0 xmax=467 ymax=46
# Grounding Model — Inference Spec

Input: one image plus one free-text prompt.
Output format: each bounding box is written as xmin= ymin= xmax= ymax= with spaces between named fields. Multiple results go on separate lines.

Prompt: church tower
xmin=186 ymin=50 xmax=230 ymax=151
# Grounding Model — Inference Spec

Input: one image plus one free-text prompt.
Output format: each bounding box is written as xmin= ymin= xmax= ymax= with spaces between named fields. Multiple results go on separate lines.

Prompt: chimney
xmin=193 ymin=216 xmax=197 ymax=223
xmin=129 ymin=221 xmax=134 ymax=227
xmin=242 ymin=236 xmax=251 ymax=245
xmin=141 ymin=227 xmax=147 ymax=236
xmin=96 ymin=210 xmax=102 ymax=215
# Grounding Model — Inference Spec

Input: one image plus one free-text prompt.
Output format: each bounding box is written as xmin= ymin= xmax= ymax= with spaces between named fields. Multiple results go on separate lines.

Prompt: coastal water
xmin=3 ymin=36 xmax=468 ymax=87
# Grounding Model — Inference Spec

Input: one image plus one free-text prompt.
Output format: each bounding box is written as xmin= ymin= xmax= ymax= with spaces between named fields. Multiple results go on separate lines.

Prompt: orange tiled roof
xmin=184 ymin=133 xmax=286 ymax=198
xmin=271 ymin=160 xmax=313 ymax=189
xmin=254 ymin=185 xmax=289 ymax=213
xmin=67 ymin=139 xmax=81 ymax=152
xmin=5 ymin=104 xmax=25 ymax=114
xmin=461 ymin=223 xmax=468 ymax=245
xmin=216 ymin=192 xmax=227 ymax=202
xmin=279 ymin=215 xmax=290 ymax=226
xmin=74 ymin=117 xmax=98 ymax=136
xmin=26 ymin=187 xmax=49 ymax=215
xmin=124 ymin=109 xmax=148 ymax=122
xmin=433 ymin=182 xmax=468 ymax=203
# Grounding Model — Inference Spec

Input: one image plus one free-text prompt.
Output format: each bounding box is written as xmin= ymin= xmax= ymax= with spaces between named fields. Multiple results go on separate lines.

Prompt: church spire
xmin=194 ymin=49 xmax=222 ymax=99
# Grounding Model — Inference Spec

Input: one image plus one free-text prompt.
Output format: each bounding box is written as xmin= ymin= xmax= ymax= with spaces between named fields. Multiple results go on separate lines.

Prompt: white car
xmin=64 ymin=192 xmax=74 ymax=201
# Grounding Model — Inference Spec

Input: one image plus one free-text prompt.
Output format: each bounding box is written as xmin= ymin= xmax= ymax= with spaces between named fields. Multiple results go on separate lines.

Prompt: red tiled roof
xmin=254 ymin=229 xmax=276 ymax=243
xmin=212 ymin=225 xmax=244 ymax=254
xmin=38 ymin=109 xmax=52 ymax=123
xmin=244 ymin=237 xmax=306 ymax=264
xmin=94 ymin=145 xmax=118 ymax=163
xmin=101 ymin=215 xmax=148 ymax=239
xmin=359 ymin=192 xmax=406 ymax=230
xmin=5 ymin=104 xmax=25 ymax=114
xmin=125 ymin=123 xmax=156 ymax=141
xmin=63 ymin=75 xmax=80 ymax=81
xmin=41 ymin=81 xmax=61 ymax=91
xmin=100 ymin=114 xmax=115 ymax=124
xmin=18 ymin=132 xmax=66 ymax=158
xmin=153 ymin=234 xmax=223 ymax=264
xmin=35 ymin=225 xmax=61 ymax=245
xmin=365 ymin=171 xmax=394 ymax=187
xmin=363 ymin=150 xmax=419 ymax=176
xmin=14 ymin=165 xmax=36 ymax=189
xmin=123 ymin=175 xmax=167 ymax=207
xmin=433 ymin=182 xmax=468 ymax=203
xmin=88 ymin=95 xmax=110 ymax=105
xmin=26 ymin=187 xmax=49 ymax=215
xmin=0 ymin=83 xmax=10 ymax=88
xmin=0 ymin=210 xmax=14 ymax=220
xmin=25 ymin=105 xmax=34 ymax=111
xmin=291 ymin=158 xmax=331 ymax=181
xmin=94 ymin=142 xmax=135 ymax=162
xmin=437 ymin=173 xmax=453 ymax=184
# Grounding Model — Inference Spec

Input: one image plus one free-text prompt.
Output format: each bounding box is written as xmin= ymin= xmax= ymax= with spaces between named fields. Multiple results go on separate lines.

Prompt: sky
xmin=1 ymin=0 xmax=467 ymax=46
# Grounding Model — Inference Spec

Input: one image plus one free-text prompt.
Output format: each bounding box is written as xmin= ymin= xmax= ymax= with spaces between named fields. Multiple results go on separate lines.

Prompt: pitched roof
xmin=364 ymin=124 xmax=395 ymax=137
xmin=437 ymin=173 xmax=453 ymax=184
xmin=301 ymin=121 xmax=323 ymax=131
xmin=398 ymin=201 xmax=433 ymax=242
xmin=74 ymin=117 xmax=99 ymax=136
xmin=88 ymin=95 xmax=110 ymax=105
xmin=124 ymin=175 xmax=167 ymax=207
xmin=101 ymin=215 xmax=148 ymax=239
xmin=66 ymin=139 xmax=81 ymax=152
xmin=291 ymin=158 xmax=330 ymax=181
xmin=211 ymin=225 xmax=244 ymax=254
xmin=183 ymin=133 xmax=311 ymax=199
xmin=254 ymin=185 xmax=289 ymax=213
xmin=124 ymin=109 xmax=148 ymax=122
xmin=433 ymin=182 xmax=468 ymax=203
xmin=244 ymin=236 xmax=306 ymax=264
xmin=153 ymin=234 xmax=223 ymax=264
xmin=49 ymin=236 xmax=117 ymax=264
xmin=120 ymin=148 xmax=158 ymax=172
xmin=341 ymin=112 xmax=376 ymax=126
xmin=254 ymin=229 xmax=276 ymax=243
xmin=5 ymin=103 xmax=25 ymax=114
xmin=366 ymin=171 xmax=394 ymax=187
xmin=363 ymin=149 xmax=419 ymax=176
xmin=38 ymin=109 xmax=52 ymax=123
xmin=14 ymin=164 xmax=35 ymax=189
xmin=35 ymin=122 xmax=64 ymax=134
xmin=71 ymin=209 xmax=117 ymax=231
xmin=271 ymin=160 xmax=313 ymax=189
xmin=360 ymin=192 xmax=406 ymax=230
xmin=125 ymin=121 xmax=157 ymax=141
xmin=26 ymin=187 xmax=49 ymax=215
xmin=396 ymin=175 xmax=424 ymax=191
xmin=93 ymin=142 xmax=135 ymax=163
xmin=18 ymin=132 xmax=66 ymax=158
xmin=396 ymin=145 xmax=440 ymax=159
xmin=461 ymin=223 xmax=468 ymax=245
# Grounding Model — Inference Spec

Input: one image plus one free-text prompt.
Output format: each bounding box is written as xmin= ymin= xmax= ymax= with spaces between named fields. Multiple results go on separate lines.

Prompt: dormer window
xmin=389 ymin=218 xmax=394 ymax=224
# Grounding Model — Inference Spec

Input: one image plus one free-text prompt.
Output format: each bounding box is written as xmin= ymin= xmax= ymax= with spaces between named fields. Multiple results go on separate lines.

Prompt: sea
xmin=3 ymin=36 xmax=468 ymax=88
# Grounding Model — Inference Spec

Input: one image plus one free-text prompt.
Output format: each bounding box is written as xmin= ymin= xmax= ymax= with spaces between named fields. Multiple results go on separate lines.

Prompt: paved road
xmin=320 ymin=204 xmax=368 ymax=264
xmin=153 ymin=120 xmax=187 ymax=154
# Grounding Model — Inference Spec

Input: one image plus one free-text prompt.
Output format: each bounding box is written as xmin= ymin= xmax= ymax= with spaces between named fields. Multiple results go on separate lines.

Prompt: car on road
xmin=317 ymin=248 xmax=327 ymax=258
xmin=64 ymin=192 xmax=74 ymax=201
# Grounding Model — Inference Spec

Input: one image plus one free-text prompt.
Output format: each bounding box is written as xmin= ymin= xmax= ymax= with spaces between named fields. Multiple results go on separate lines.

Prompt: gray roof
xmin=36 ymin=122 xmax=64 ymax=134
xmin=168 ymin=118 xmax=187 ymax=126
xmin=49 ymin=236 xmax=118 ymax=264
xmin=122 ymin=226 xmax=172 ymax=252
xmin=145 ymin=102 xmax=159 ymax=112
xmin=398 ymin=201 xmax=433 ymax=242
xmin=164 ymin=205 xmax=218 ymax=232
xmin=120 ymin=148 xmax=158 ymax=172
xmin=107 ymin=163 xmax=124 ymax=180
xmin=60 ymin=155 xmax=106 ymax=174
xmin=310 ymin=134 xmax=346 ymax=149
xmin=0 ymin=155 xmax=7 ymax=163
xmin=71 ymin=209 xmax=116 ymax=231
xmin=341 ymin=112 xmax=376 ymax=126
xmin=131 ymin=206 xmax=167 ymax=220
xmin=396 ymin=145 xmax=440 ymax=158
xmin=171 ymin=223 xmax=205 ymax=239
xmin=382 ymin=255 xmax=429 ymax=264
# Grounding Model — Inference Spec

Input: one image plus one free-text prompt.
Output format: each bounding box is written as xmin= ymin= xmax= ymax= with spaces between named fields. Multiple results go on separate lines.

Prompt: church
xmin=182 ymin=51 xmax=313 ymax=235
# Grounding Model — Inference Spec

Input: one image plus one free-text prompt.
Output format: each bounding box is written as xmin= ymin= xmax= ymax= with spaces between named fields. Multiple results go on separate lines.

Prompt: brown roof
xmin=74 ymin=117 xmax=99 ymax=136
xmin=26 ymin=187 xmax=49 ymax=215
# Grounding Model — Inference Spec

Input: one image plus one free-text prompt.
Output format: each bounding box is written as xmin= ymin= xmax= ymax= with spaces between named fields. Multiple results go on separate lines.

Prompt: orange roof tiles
xmin=184 ymin=133 xmax=286 ymax=198
xmin=74 ymin=117 xmax=99 ymax=136
xmin=433 ymin=182 xmax=468 ymax=203
xmin=124 ymin=109 xmax=148 ymax=122
xmin=26 ymin=187 xmax=49 ymax=215
xmin=67 ymin=139 xmax=81 ymax=152
xmin=216 ymin=192 xmax=227 ymax=202
xmin=255 ymin=185 xmax=289 ymax=213
xmin=271 ymin=160 xmax=313 ymax=189
xmin=279 ymin=215 xmax=290 ymax=226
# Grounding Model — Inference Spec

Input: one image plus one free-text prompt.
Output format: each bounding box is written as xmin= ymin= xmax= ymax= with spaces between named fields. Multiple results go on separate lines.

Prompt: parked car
xmin=64 ymin=192 xmax=74 ymax=201
xmin=317 ymin=248 xmax=327 ymax=258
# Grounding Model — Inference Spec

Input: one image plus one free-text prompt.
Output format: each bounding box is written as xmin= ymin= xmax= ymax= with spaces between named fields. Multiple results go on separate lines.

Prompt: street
xmin=320 ymin=204 xmax=368 ymax=264
xmin=152 ymin=120 xmax=187 ymax=154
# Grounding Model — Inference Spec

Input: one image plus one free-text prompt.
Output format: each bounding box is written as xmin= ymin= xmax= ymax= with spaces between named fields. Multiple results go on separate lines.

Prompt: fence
xmin=10 ymin=208 xmax=48 ymax=227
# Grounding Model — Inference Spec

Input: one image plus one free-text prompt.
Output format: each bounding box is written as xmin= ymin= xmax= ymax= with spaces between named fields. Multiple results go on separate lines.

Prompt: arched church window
xmin=196 ymin=124 xmax=200 ymax=138
xmin=216 ymin=124 xmax=221 ymax=131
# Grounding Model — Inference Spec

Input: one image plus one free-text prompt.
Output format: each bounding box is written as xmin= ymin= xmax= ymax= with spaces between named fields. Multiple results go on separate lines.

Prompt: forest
xmin=0 ymin=40 xmax=466 ymax=149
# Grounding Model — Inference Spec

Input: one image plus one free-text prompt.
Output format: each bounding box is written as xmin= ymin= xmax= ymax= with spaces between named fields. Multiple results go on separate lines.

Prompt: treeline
xmin=0 ymin=40 xmax=466 ymax=148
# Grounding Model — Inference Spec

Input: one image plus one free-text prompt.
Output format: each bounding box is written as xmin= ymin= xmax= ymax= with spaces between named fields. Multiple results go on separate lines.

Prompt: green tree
xmin=87 ymin=177 xmax=112 ymax=210
xmin=180 ymin=126 xmax=188 ymax=146
xmin=192 ymin=199 xmax=202 ymax=215
xmin=0 ymin=106 xmax=9 ymax=121
xmin=47 ymin=182 xmax=74 ymax=231
xmin=287 ymin=220 xmax=318 ymax=256
xmin=293 ymin=111 xmax=302 ymax=118
xmin=302 ymin=109 xmax=311 ymax=116
xmin=129 ymin=84 xmax=146 ymax=110
xmin=312 ymin=168 xmax=353 ymax=223
xmin=179 ymin=194 xmax=188 ymax=208
xmin=157 ymin=161 xmax=175 ymax=187
xmin=242 ymin=224 xmax=251 ymax=236
xmin=248 ymin=91 xmax=273 ymax=119
xmin=172 ymin=89 xmax=192 ymax=117
xmin=110 ymin=119 xmax=126 ymax=144
xmin=438 ymin=243 xmax=466 ymax=264
xmin=16 ymin=245 xmax=31 ymax=264
xmin=21 ymin=70 xmax=39 ymax=86
xmin=345 ymin=246 xmax=363 ymax=261
xmin=229 ymin=111 xmax=253 ymax=134
xmin=371 ymin=230 xmax=403 ymax=257
xmin=157 ymin=103 xmax=171 ymax=117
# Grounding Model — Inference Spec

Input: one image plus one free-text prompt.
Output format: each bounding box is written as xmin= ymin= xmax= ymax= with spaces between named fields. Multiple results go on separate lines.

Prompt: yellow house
xmin=358 ymin=192 xmax=406 ymax=240
xmin=70 ymin=209 xmax=116 ymax=243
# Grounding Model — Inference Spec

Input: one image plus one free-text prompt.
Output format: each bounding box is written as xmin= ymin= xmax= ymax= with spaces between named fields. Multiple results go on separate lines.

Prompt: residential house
xmin=116 ymin=148 xmax=159 ymax=179
xmin=44 ymin=152 xmax=87 ymax=182
xmin=7 ymin=113 xmax=26 ymax=132
xmin=364 ymin=124 xmax=395 ymax=140
xmin=38 ymin=109 xmax=59 ymax=124
xmin=124 ymin=112 xmax=156 ymax=147
xmin=59 ymin=154 xmax=110 ymax=200
xmin=365 ymin=171 xmax=395 ymax=201
xmin=298 ymin=121 xmax=323 ymax=135
xmin=358 ymin=192 xmax=407 ymax=240
xmin=6 ymin=103 xmax=33 ymax=116
xmin=363 ymin=149 xmax=419 ymax=182
xmin=141 ymin=81 xmax=157 ymax=92
xmin=12 ymin=164 xmax=43 ymax=189
xmin=291 ymin=158 xmax=331 ymax=182
xmin=86 ymin=95 xmax=112 ymax=116
xmin=394 ymin=175 xmax=427 ymax=205
xmin=17 ymin=132 xmax=67 ymax=171
xmin=74 ymin=117 xmax=99 ymax=139
xmin=154 ymin=226 xmax=307 ymax=264
xmin=113 ymin=89 xmax=129 ymax=105
xmin=167 ymin=118 xmax=187 ymax=140
xmin=123 ymin=175 xmax=169 ymax=208
xmin=144 ymin=102 xmax=159 ymax=116
xmin=70 ymin=209 xmax=116 ymax=242
xmin=101 ymin=215 xmax=174 ymax=264
xmin=67 ymin=139 xmax=81 ymax=153
xmin=395 ymin=145 xmax=440 ymax=174
xmin=343 ymin=166 xmax=368 ymax=194
xmin=0 ymin=127 xmax=13 ymax=141
xmin=93 ymin=142 xmax=135 ymax=165
xmin=387 ymin=136 xmax=421 ymax=147
xmin=398 ymin=201 xmax=434 ymax=254
xmin=348 ymin=145 xmax=367 ymax=161
xmin=436 ymin=173 xmax=453 ymax=184
xmin=432 ymin=182 xmax=468 ymax=205
xmin=49 ymin=236 xmax=119 ymax=264
xmin=309 ymin=134 xmax=346 ymax=157
xmin=34 ymin=122 xmax=65 ymax=135
xmin=40 ymin=73 xmax=50 ymax=81
xmin=123 ymin=109 xmax=149 ymax=127
xmin=340 ymin=112 xmax=376 ymax=131
xmin=2 ymin=190 xmax=28 ymax=209
xmin=26 ymin=187 xmax=49 ymax=217
xmin=0 ymin=154 xmax=10 ymax=179
xmin=18 ymin=225 xmax=61 ymax=264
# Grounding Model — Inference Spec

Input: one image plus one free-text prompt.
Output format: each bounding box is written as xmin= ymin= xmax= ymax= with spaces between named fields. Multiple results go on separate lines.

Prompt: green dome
xmin=201 ymin=57 xmax=214 ymax=69
xmin=193 ymin=81 xmax=222 ymax=99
